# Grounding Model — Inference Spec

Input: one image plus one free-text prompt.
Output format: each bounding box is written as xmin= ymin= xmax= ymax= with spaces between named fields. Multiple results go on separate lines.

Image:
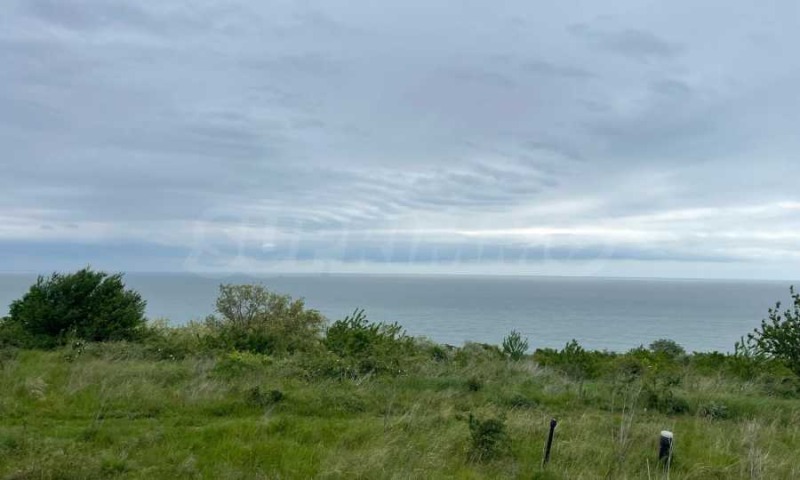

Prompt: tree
xmin=502 ymin=330 xmax=529 ymax=360
xmin=206 ymin=284 xmax=325 ymax=355
xmin=746 ymin=286 xmax=800 ymax=375
xmin=648 ymin=338 xmax=686 ymax=359
xmin=4 ymin=268 xmax=146 ymax=347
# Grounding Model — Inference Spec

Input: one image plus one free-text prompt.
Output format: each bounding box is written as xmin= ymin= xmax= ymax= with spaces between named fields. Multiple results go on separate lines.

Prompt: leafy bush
xmin=205 ymin=284 xmax=324 ymax=355
xmin=246 ymin=386 xmax=285 ymax=407
xmin=760 ymin=373 xmax=800 ymax=398
xmin=611 ymin=355 xmax=647 ymax=383
xmin=745 ymin=286 xmax=800 ymax=375
xmin=467 ymin=414 xmax=509 ymax=462
xmin=324 ymin=309 xmax=416 ymax=376
xmin=534 ymin=339 xmax=607 ymax=381
xmin=642 ymin=384 xmax=690 ymax=415
xmin=414 ymin=338 xmax=455 ymax=362
xmin=649 ymin=339 xmax=686 ymax=359
xmin=454 ymin=342 xmax=505 ymax=366
xmin=502 ymin=330 xmax=529 ymax=361
xmin=698 ymin=401 xmax=730 ymax=420
xmin=2 ymin=268 xmax=146 ymax=347
xmin=502 ymin=392 xmax=538 ymax=409
xmin=689 ymin=351 xmax=730 ymax=376
xmin=213 ymin=350 xmax=273 ymax=378
xmin=430 ymin=344 xmax=451 ymax=362
xmin=466 ymin=376 xmax=483 ymax=392
xmin=0 ymin=319 xmax=28 ymax=348
xmin=689 ymin=349 xmax=788 ymax=381
xmin=140 ymin=319 xmax=216 ymax=360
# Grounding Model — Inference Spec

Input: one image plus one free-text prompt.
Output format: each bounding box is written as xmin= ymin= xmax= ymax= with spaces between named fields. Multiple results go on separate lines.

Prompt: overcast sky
xmin=2 ymin=0 xmax=799 ymax=279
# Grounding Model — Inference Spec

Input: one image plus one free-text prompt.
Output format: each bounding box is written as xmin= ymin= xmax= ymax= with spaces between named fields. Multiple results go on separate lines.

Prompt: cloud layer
xmin=2 ymin=0 xmax=799 ymax=278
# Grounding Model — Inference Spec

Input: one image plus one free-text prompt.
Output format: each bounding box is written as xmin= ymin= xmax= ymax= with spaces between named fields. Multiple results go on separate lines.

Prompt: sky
xmin=1 ymin=0 xmax=799 ymax=279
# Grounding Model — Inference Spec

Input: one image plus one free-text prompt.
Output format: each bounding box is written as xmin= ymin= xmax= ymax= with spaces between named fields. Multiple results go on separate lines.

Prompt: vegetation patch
xmin=1 ymin=273 xmax=800 ymax=478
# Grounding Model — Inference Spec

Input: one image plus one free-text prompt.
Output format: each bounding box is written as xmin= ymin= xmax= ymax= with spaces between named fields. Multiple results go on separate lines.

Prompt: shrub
xmin=649 ymin=339 xmax=686 ymax=359
xmin=642 ymin=384 xmax=690 ymax=415
xmin=246 ymin=386 xmax=285 ymax=407
xmin=324 ymin=309 xmax=415 ymax=376
xmin=689 ymin=351 xmax=730 ymax=376
xmin=205 ymin=284 xmax=324 ymax=355
xmin=140 ymin=320 xmax=216 ymax=360
xmin=502 ymin=392 xmax=538 ymax=409
xmin=534 ymin=339 xmax=606 ymax=381
xmin=745 ymin=286 xmax=800 ymax=375
xmin=466 ymin=376 xmax=483 ymax=392
xmin=689 ymin=349 xmax=788 ymax=381
xmin=0 ymin=319 xmax=29 ymax=348
xmin=409 ymin=337 xmax=453 ymax=362
xmin=454 ymin=342 xmax=505 ymax=366
xmin=612 ymin=355 xmax=647 ymax=383
xmin=467 ymin=414 xmax=509 ymax=462
xmin=2 ymin=268 xmax=146 ymax=347
xmin=213 ymin=351 xmax=273 ymax=378
xmin=502 ymin=330 xmax=529 ymax=361
xmin=699 ymin=401 xmax=730 ymax=420
xmin=431 ymin=345 xmax=449 ymax=362
xmin=760 ymin=373 xmax=800 ymax=398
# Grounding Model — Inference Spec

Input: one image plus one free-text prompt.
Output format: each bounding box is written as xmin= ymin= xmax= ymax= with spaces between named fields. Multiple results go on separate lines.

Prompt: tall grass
xmin=1 ymin=339 xmax=799 ymax=479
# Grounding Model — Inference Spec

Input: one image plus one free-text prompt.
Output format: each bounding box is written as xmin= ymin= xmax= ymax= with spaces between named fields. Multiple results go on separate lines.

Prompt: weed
xmin=467 ymin=413 xmax=509 ymax=462
xmin=246 ymin=386 xmax=285 ymax=407
xmin=466 ymin=376 xmax=483 ymax=392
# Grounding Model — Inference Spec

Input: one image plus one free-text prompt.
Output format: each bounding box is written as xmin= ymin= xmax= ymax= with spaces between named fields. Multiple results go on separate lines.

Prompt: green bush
xmin=1 ymin=268 xmax=146 ymax=347
xmin=611 ymin=355 xmax=647 ymax=383
xmin=215 ymin=350 xmax=272 ymax=374
xmin=467 ymin=414 xmax=509 ymax=462
xmin=324 ymin=309 xmax=416 ymax=376
xmin=688 ymin=350 xmax=788 ymax=381
xmin=689 ymin=351 xmax=730 ymax=376
xmin=642 ymin=384 xmax=690 ymax=415
xmin=502 ymin=330 xmax=529 ymax=361
xmin=760 ymin=373 xmax=800 ymax=398
xmin=429 ymin=344 xmax=451 ymax=362
xmin=648 ymin=338 xmax=686 ymax=359
xmin=246 ymin=386 xmax=285 ymax=407
xmin=205 ymin=284 xmax=324 ymax=355
xmin=454 ymin=342 xmax=505 ymax=366
xmin=0 ymin=319 xmax=28 ymax=348
xmin=698 ymin=401 xmax=730 ymax=420
xmin=745 ymin=286 xmax=800 ymax=375
xmin=501 ymin=392 xmax=538 ymax=409
xmin=139 ymin=320 xmax=217 ymax=360
xmin=466 ymin=376 xmax=483 ymax=392
xmin=534 ymin=339 xmax=608 ymax=381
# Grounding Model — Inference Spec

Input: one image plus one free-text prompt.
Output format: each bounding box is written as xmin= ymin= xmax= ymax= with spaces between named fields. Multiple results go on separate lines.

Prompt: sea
xmin=0 ymin=273 xmax=794 ymax=353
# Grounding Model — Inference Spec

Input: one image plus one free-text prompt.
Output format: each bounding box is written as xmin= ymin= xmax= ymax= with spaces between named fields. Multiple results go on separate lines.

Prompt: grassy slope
xmin=1 ymin=346 xmax=799 ymax=479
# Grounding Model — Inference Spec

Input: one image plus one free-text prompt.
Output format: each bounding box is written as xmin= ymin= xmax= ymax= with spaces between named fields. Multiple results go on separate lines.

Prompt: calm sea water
xmin=0 ymin=273 xmax=794 ymax=353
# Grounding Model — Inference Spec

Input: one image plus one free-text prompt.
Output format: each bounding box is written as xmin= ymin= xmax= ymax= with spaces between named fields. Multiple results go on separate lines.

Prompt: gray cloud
xmin=24 ymin=0 xmax=158 ymax=32
xmin=522 ymin=60 xmax=595 ymax=79
xmin=1 ymin=0 xmax=799 ymax=278
xmin=568 ymin=24 xmax=683 ymax=62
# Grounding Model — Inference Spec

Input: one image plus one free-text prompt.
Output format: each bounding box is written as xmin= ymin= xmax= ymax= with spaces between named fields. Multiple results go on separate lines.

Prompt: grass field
xmin=1 ymin=339 xmax=799 ymax=479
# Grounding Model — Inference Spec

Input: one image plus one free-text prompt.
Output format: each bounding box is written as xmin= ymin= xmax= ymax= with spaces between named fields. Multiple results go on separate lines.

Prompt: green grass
xmin=1 ymin=345 xmax=799 ymax=479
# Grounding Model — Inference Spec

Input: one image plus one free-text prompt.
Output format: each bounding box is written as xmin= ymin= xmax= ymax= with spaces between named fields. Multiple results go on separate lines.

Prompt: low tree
xmin=3 ymin=268 xmax=146 ymax=347
xmin=746 ymin=286 xmax=800 ymax=375
xmin=502 ymin=329 xmax=529 ymax=360
xmin=206 ymin=284 xmax=325 ymax=355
